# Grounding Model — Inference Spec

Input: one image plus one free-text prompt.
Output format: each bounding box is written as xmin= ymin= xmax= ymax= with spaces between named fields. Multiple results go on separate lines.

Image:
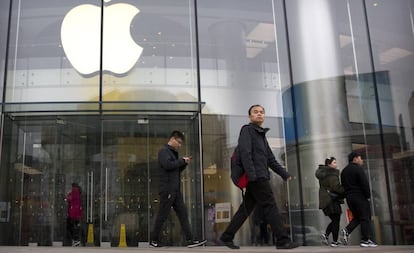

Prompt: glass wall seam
xmin=193 ymin=0 xmax=205 ymax=240
xmin=99 ymin=1 xmax=104 ymax=111
xmin=1 ymin=0 xmax=12 ymax=111
xmin=281 ymin=0 xmax=306 ymax=244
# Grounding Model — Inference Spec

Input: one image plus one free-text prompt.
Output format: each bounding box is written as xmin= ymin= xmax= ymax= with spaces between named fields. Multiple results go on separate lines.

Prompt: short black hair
xmin=325 ymin=157 xmax=336 ymax=166
xmin=248 ymin=104 xmax=265 ymax=115
xmin=348 ymin=151 xmax=362 ymax=162
xmin=169 ymin=130 xmax=185 ymax=141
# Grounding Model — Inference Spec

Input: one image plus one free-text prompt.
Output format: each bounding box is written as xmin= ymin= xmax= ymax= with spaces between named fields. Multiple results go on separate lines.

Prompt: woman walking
xmin=315 ymin=157 xmax=344 ymax=247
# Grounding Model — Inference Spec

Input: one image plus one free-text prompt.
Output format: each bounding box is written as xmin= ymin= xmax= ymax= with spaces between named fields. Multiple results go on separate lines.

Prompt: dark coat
xmin=340 ymin=162 xmax=371 ymax=199
xmin=315 ymin=165 xmax=344 ymax=210
xmin=239 ymin=123 xmax=290 ymax=182
xmin=157 ymin=144 xmax=187 ymax=193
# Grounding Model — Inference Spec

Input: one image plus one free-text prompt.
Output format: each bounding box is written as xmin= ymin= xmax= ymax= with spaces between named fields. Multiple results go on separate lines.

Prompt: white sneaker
xmin=150 ymin=240 xmax=165 ymax=247
xmin=72 ymin=240 xmax=80 ymax=247
xmin=330 ymin=241 xmax=342 ymax=247
xmin=187 ymin=239 xmax=207 ymax=248
xmin=341 ymin=229 xmax=349 ymax=245
xmin=320 ymin=233 xmax=329 ymax=245
xmin=360 ymin=239 xmax=378 ymax=247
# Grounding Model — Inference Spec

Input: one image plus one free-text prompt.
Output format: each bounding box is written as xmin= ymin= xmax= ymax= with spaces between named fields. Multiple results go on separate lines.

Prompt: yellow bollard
xmin=118 ymin=223 xmax=127 ymax=247
xmin=86 ymin=223 xmax=94 ymax=246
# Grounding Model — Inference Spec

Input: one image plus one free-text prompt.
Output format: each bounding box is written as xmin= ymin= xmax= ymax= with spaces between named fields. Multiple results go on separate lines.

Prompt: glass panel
xmin=5 ymin=0 xmax=100 ymax=103
xmin=102 ymin=0 xmax=199 ymax=103
xmin=0 ymin=0 xmax=10 ymax=103
xmin=148 ymin=116 xmax=203 ymax=246
xmin=284 ymin=0 xmax=388 ymax=245
xmin=0 ymin=113 xmax=202 ymax=246
xmin=198 ymin=0 xmax=287 ymax=117
xmin=198 ymin=0 xmax=291 ymax=246
xmin=100 ymin=115 xmax=202 ymax=246
xmin=54 ymin=116 xmax=101 ymax=246
xmin=366 ymin=0 xmax=414 ymax=245
xmin=101 ymin=118 xmax=150 ymax=247
xmin=0 ymin=115 xmax=100 ymax=246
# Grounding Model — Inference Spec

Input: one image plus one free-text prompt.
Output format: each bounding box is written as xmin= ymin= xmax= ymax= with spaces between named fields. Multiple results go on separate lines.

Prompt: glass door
xmin=0 ymin=113 xmax=203 ymax=246
xmin=100 ymin=118 xmax=151 ymax=247
xmin=99 ymin=115 xmax=203 ymax=247
xmin=12 ymin=120 xmax=55 ymax=246
xmin=0 ymin=115 xmax=100 ymax=246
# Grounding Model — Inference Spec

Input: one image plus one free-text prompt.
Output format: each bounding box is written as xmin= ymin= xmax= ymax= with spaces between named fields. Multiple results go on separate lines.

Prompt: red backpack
xmin=231 ymin=146 xmax=248 ymax=189
xmin=230 ymin=125 xmax=249 ymax=189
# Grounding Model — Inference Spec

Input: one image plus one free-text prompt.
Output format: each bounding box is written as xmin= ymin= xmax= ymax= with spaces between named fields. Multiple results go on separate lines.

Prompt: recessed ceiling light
xmin=246 ymin=23 xmax=275 ymax=43
xmin=379 ymin=47 xmax=413 ymax=64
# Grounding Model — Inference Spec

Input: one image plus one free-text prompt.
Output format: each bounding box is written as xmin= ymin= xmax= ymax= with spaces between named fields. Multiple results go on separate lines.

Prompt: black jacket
xmin=239 ymin=123 xmax=290 ymax=182
xmin=157 ymin=144 xmax=187 ymax=193
xmin=340 ymin=162 xmax=371 ymax=199
xmin=315 ymin=165 xmax=344 ymax=209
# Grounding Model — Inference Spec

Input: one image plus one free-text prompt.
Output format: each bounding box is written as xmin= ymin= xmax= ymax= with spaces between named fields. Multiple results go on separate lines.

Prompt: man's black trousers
xmin=221 ymin=179 xmax=290 ymax=246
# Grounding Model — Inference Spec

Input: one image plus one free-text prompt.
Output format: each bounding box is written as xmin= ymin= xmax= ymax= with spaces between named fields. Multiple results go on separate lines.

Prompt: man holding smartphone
xmin=150 ymin=130 xmax=206 ymax=248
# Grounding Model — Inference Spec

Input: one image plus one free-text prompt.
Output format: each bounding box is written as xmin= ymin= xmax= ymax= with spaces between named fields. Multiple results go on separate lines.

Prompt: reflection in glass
xmin=366 ymin=0 xmax=414 ymax=245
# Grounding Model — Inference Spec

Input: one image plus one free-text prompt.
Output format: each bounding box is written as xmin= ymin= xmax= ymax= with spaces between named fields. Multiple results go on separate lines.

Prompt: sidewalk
xmin=0 ymin=246 xmax=414 ymax=253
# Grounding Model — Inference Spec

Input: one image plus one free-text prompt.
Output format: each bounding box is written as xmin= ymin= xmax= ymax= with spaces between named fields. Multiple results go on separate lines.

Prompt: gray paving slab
xmin=0 ymin=246 xmax=414 ymax=253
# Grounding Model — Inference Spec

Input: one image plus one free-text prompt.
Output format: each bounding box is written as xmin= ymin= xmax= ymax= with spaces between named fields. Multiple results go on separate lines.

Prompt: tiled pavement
xmin=0 ymin=245 xmax=413 ymax=253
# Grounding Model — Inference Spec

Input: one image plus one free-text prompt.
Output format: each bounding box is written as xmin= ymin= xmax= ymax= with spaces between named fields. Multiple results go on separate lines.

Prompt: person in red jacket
xmin=66 ymin=183 xmax=83 ymax=247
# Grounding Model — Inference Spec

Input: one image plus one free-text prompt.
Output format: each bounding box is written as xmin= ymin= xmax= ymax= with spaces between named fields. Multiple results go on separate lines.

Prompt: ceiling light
xmin=247 ymin=23 xmax=276 ymax=43
xmin=379 ymin=47 xmax=413 ymax=64
xmin=339 ymin=34 xmax=352 ymax=48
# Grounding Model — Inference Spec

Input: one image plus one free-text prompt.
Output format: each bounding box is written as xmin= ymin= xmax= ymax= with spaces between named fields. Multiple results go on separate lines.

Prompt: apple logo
xmin=61 ymin=0 xmax=143 ymax=76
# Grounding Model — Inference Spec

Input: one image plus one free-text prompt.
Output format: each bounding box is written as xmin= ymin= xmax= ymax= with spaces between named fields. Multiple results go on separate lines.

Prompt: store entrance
xmin=0 ymin=114 xmax=202 ymax=246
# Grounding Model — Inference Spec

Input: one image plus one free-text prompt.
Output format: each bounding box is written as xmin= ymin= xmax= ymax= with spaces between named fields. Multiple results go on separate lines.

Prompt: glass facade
xmin=0 ymin=0 xmax=413 ymax=247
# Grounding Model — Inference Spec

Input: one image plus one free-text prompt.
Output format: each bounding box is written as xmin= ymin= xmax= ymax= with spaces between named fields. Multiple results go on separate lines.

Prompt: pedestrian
xmin=150 ymin=130 xmax=207 ymax=248
xmin=315 ymin=157 xmax=344 ymax=247
xmin=220 ymin=104 xmax=299 ymax=250
xmin=66 ymin=182 xmax=82 ymax=247
xmin=340 ymin=151 xmax=378 ymax=247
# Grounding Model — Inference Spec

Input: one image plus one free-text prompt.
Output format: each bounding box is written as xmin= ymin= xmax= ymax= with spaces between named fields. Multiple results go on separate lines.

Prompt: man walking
xmin=150 ymin=130 xmax=207 ymax=248
xmin=220 ymin=104 xmax=299 ymax=250
xmin=340 ymin=151 xmax=378 ymax=247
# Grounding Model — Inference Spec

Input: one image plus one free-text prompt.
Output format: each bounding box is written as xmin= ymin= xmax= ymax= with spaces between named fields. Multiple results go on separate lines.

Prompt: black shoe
xmin=150 ymin=240 xmax=165 ymax=247
xmin=187 ymin=239 xmax=207 ymax=248
xmin=276 ymin=241 xmax=300 ymax=249
xmin=221 ymin=240 xmax=240 ymax=249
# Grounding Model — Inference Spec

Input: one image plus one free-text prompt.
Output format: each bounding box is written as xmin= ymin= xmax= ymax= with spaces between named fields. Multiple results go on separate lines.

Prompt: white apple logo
xmin=61 ymin=1 xmax=143 ymax=75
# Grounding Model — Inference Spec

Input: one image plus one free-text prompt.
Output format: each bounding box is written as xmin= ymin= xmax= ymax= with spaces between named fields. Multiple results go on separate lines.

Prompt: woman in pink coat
xmin=66 ymin=183 xmax=83 ymax=246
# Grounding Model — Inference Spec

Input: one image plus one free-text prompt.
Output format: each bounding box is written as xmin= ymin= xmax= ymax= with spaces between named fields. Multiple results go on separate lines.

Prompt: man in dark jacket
xmin=220 ymin=105 xmax=299 ymax=250
xmin=150 ymin=130 xmax=206 ymax=248
xmin=340 ymin=152 xmax=378 ymax=247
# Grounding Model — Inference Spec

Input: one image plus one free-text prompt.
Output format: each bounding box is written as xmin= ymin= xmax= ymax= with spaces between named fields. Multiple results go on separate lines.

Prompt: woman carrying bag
xmin=315 ymin=157 xmax=344 ymax=247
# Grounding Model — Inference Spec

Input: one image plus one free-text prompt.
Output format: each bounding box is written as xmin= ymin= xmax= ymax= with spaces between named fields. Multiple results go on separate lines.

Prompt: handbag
xmin=328 ymin=191 xmax=340 ymax=199
xmin=327 ymin=190 xmax=344 ymax=204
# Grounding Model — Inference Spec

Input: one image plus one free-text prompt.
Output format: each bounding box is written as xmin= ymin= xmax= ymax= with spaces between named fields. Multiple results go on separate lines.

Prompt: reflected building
xmin=0 ymin=0 xmax=414 ymax=247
